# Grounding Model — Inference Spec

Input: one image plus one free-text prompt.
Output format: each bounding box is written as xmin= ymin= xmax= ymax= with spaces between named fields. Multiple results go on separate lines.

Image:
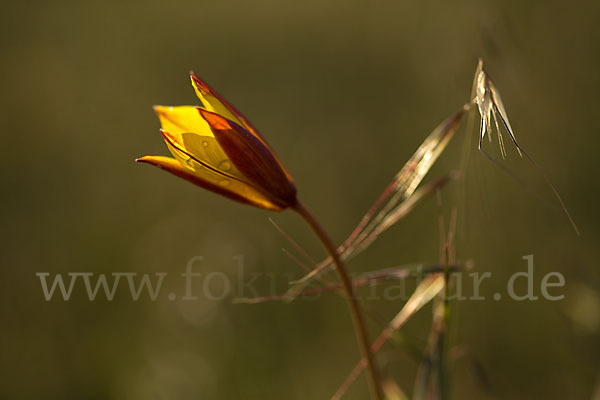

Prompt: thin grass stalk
xmin=435 ymin=201 xmax=457 ymax=399
xmin=334 ymin=274 xmax=445 ymax=399
xmin=438 ymin=245 xmax=451 ymax=400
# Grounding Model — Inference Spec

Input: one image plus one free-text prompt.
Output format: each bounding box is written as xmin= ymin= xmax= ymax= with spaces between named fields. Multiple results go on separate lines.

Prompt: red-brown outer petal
xmin=197 ymin=109 xmax=297 ymax=207
xmin=136 ymin=156 xmax=284 ymax=211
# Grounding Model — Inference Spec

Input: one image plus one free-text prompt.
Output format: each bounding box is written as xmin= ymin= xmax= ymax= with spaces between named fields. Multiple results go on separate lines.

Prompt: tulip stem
xmin=292 ymin=200 xmax=383 ymax=400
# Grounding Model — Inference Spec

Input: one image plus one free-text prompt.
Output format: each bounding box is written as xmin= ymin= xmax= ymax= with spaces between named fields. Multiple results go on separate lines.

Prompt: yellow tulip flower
xmin=137 ymin=72 xmax=296 ymax=211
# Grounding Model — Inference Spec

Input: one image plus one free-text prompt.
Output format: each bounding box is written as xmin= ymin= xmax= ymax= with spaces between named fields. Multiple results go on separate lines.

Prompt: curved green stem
xmin=292 ymin=200 xmax=383 ymax=400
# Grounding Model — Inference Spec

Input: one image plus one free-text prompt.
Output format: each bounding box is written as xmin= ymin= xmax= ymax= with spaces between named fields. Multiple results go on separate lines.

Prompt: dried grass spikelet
xmin=472 ymin=58 xmax=520 ymax=159
xmin=471 ymin=59 xmax=579 ymax=234
xmin=285 ymin=110 xmax=464 ymax=295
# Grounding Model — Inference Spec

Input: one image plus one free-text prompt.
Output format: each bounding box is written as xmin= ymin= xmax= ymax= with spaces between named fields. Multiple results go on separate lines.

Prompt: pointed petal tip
xmin=136 ymin=156 xmax=156 ymax=164
xmin=153 ymin=105 xmax=172 ymax=116
xmin=190 ymin=72 xmax=211 ymax=95
xmin=159 ymin=128 xmax=182 ymax=144
xmin=196 ymin=106 xmax=211 ymax=117
xmin=136 ymin=156 xmax=184 ymax=172
xmin=136 ymin=156 xmax=175 ymax=170
xmin=189 ymin=70 xmax=202 ymax=82
xmin=159 ymin=128 xmax=171 ymax=139
xmin=159 ymin=129 xmax=181 ymax=148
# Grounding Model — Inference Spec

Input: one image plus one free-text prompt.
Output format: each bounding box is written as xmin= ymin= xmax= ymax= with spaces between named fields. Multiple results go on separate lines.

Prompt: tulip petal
xmin=136 ymin=156 xmax=284 ymax=211
xmin=198 ymin=109 xmax=297 ymax=206
xmin=160 ymin=129 xmax=252 ymax=185
xmin=153 ymin=105 xmax=213 ymax=140
xmin=154 ymin=106 xmax=255 ymax=184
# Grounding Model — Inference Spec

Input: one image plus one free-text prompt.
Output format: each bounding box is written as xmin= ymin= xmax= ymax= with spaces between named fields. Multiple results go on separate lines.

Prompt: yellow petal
xmin=153 ymin=105 xmax=213 ymax=139
xmin=160 ymin=129 xmax=249 ymax=184
xmin=136 ymin=156 xmax=284 ymax=211
xmin=189 ymin=73 xmax=250 ymax=130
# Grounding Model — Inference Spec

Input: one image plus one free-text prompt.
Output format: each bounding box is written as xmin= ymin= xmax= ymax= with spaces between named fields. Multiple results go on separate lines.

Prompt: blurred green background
xmin=1 ymin=0 xmax=599 ymax=399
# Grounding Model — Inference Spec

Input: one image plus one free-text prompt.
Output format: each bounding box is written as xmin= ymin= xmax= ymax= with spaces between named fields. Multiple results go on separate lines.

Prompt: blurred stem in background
xmin=292 ymin=200 xmax=384 ymax=400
